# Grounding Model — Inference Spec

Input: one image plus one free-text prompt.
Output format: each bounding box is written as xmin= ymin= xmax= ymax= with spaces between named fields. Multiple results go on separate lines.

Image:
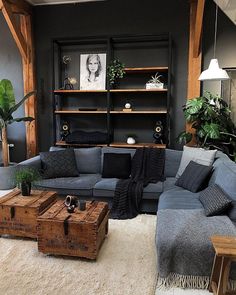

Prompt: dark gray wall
xmin=202 ymin=1 xmax=236 ymax=94
xmin=34 ymin=0 xmax=190 ymax=151
xmin=0 ymin=14 xmax=26 ymax=163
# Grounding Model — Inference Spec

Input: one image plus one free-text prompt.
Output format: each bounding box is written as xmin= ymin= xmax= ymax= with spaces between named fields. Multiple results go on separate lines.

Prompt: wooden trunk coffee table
xmin=37 ymin=200 xmax=109 ymax=260
xmin=0 ymin=190 xmax=57 ymax=238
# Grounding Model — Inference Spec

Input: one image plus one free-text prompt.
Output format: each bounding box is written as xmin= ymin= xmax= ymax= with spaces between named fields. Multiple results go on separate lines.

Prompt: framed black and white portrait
xmin=80 ymin=53 xmax=106 ymax=90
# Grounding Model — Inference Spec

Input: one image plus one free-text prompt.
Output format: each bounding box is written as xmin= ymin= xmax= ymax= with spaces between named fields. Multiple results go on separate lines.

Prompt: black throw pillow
xmin=40 ymin=149 xmax=79 ymax=179
xmin=199 ymin=184 xmax=232 ymax=217
xmin=102 ymin=153 xmax=131 ymax=179
xmin=175 ymin=160 xmax=212 ymax=193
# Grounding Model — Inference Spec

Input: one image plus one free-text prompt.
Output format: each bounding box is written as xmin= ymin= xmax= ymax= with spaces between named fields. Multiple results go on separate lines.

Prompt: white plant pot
xmin=146 ymin=82 xmax=164 ymax=89
xmin=127 ymin=137 xmax=136 ymax=145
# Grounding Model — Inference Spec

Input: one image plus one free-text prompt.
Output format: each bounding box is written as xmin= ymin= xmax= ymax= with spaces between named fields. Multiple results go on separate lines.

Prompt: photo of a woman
xmin=80 ymin=53 xmax=106 ymax=90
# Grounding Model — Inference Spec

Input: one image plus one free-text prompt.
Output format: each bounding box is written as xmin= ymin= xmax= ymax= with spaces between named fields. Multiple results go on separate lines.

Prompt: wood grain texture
xmin=193 ymin=0 xmax=205 ymax=58
xmin=1 ymin=0 xmax=27 ymax=60
xmin=37 ymin=200 xmax=109 ymax=259
xmin=124 ymin=67 xmax=168 ymax=73
xmin=20 ymin=14 xmax=38 ymax=157
xmin=0 ymin=190 xmax=56 ymax=238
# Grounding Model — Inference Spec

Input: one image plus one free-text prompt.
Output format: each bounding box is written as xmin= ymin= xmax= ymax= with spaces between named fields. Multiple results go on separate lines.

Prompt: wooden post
xmin=186 ymin=0 xmax=205 ymax=141
xmin=1 ymin=126 xmax=9 ymax=167
xmin=0 ymin=0 xmax=37 ymax=158
xmin=20 ymin=14 xmax=38 ymax=158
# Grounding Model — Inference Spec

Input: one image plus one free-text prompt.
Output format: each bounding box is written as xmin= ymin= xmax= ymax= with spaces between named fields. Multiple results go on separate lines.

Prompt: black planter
xmin=21 ymin=182 xmax=31 ymax=196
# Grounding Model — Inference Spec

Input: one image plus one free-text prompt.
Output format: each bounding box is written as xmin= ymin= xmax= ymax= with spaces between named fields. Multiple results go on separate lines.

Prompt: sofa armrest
xmin=18 ymin=155 xmax=41 ymax=171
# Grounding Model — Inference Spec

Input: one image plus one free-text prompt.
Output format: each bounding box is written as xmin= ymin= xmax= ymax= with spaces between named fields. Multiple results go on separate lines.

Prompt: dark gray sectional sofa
xmin=19 ymin=145 xmax=236 ymax=289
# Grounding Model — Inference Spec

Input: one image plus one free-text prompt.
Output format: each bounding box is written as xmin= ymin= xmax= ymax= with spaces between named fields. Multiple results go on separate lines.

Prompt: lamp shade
xmin=198 ymin=59 xmax=230 ymax=81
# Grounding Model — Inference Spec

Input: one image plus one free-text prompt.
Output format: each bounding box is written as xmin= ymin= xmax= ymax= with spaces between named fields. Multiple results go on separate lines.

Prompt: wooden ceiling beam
xmin=1 ymin=0 xmax=28 ymax=60
xmin=6 ymin=0 xmax=32 ymax=15
xmin=193 ymin=0 xmax=205 ymax=58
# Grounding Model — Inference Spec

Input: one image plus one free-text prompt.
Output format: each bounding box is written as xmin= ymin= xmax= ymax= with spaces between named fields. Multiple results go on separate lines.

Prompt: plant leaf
xmin=0 ymin=79 xmax=15 ymax=112
xmin=176 ymin=131 xmax=192 ymax=144
xmin=203 ymin=123 xmax=220 ymax=139
xmin=185 ymin=98 xmax=203 ymax=114
xmin=8 ymin=117 xmax=34 ymax=124
xmin=8 ymin=90 xmax=36 ymax=115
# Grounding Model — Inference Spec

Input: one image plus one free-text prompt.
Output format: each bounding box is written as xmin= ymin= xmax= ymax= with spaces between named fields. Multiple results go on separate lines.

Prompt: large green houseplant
xmin=177 ymin=91 xmax=236 ymax=160
xmin=0 ymin=79 xmax=35 ymax=189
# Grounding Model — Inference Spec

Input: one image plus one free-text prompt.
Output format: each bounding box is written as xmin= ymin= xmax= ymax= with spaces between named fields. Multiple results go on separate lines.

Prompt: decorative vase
xmin=127 ymin=137 xmax=136 ymax=145
xmin=21 ymin=181 xmax=31 ymax=196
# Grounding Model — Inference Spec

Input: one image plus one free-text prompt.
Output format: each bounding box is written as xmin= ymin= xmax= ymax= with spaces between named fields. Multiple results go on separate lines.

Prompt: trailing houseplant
xmin=177 ymin=91 xmax=236 ymax=160
xmin=107 ymin=59 xmax=126 ymax=86
xmin=0 ymin=79 xmax=35 ymax=189
xmin=15 ymin=167 xmax=40 ymax=196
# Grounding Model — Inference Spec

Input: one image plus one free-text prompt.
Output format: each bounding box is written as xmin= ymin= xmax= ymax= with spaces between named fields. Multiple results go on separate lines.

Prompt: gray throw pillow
xmin=175 ymin=161 xmax=212 ymax=193
xmin=199 ymin=184 xmax=232 ymax=217
xmin=176 ymin=146 xmax=217 ymax=178
xmin=40 ymin=149 xmax=79 ymax=179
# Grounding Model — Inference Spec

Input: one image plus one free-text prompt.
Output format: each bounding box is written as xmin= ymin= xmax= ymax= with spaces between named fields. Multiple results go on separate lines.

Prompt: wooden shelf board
xmin=124 ymin=66 xmax=168 ymax=73
xmin=55 ymin=110 xmax=107 ymax=114
xmin=110 ymin=110 xmax=167 ymax=114
xmin=55 ymin=141 xmax=108 ymax=147
xmin=110 ymin=142 xmax=166 ymax=148
xmin=110 ymin=89 xmax=167 ymax=93
xmin=54 ymin=90 xmax=107 ymax=93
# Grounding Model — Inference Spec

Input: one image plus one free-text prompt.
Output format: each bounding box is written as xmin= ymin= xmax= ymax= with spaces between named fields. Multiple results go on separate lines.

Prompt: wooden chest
xmin=37 ymin=200 xmax=109 ymax=260
xmin=0 ymin=190 xmax=57 ymax=238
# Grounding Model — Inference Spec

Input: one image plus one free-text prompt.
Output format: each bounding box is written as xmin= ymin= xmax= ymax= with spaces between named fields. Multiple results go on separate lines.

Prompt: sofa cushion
xmin=199 ymin=184 xmax=232 ymax=217
xmin=176 ymin=146 xmax=216 ymax=178
xmin=158 ymin=187 xmax=203 ymax=210
xmin=50 ymin=146 xmax=101 ymax=174
xmin=102 ymin=153 xmax=131 ymax=179
xmin=214 ymin=161 xmax=236 ymax=201
xmin=175 ymin=161 xmax=213 ymax=193
xmin=40 ymin=149 xmax=79 ymax=179
xmin=163 ymin=177 xmax=177 ymax=191
xmin=93 ymin=178 xmax=163 ymax=199
xmin=164 ymin=149 xmax=182 ymax=177
xmin=101 ymin=147 xmax=136 ymax=167
xmin=34 ymin=174 xmax=101 ymax=196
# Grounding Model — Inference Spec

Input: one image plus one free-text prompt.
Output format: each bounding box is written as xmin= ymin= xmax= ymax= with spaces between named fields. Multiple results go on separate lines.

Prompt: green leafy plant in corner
xmin=15 ymin=167 xmax=40 ymax=185
xmin=176 ymin=91 xmax=236 ymax=160
xmin=0 ymin=79 xmax=35 ymax=167
xmin=107 ymin=59 xmax=126 ymax=86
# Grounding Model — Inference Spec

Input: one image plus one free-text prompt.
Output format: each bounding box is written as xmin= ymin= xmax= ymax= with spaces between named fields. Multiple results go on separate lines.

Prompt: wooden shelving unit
xmin=55 ymin=141 xmax=108 ymax=147
xmin=53 ymin=34 xmax=172 ymax=148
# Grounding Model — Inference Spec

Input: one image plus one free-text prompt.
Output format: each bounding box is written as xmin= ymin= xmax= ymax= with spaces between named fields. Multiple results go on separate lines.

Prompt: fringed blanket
xmin=156 ymin=209 xmax=236 ymax=289
xmin=110 ymin=148 xmax=165 ymax=219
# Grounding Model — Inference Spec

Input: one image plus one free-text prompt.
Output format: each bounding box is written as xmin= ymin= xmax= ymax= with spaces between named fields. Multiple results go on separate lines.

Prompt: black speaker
xmin=60 ymin=121 xmax=70 ymax=140
xmin=153 ymin=121 xmax=164 ymax=144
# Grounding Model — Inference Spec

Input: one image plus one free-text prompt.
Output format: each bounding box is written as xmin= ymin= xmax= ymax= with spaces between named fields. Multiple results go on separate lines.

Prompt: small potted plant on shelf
xmin=107 ymin=59 xmax=126 ymax=87
xmin=15 ymin=167 xmax=40 ymax=196
xmin=146 ymin=72 xmax=164 ymax=89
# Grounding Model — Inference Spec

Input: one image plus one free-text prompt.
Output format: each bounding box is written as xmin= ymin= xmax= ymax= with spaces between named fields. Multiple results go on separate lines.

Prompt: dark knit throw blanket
xmin=110 ymin=148 xmax=165 ymax=219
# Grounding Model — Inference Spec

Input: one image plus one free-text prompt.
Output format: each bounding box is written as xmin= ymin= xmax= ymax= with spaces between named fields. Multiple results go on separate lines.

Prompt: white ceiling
xmin=214 ymin=0 xmax=236 ymax=25
xmin=26 ymin=0 xmax=105 ymax=5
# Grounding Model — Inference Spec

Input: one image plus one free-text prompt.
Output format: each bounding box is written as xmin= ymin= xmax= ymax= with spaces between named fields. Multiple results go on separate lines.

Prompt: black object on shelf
xmin=65 ymin=130 xmax=108 ymax=144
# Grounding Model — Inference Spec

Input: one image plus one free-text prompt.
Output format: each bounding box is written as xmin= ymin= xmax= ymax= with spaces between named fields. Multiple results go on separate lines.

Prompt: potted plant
xmin=177 ymin=91 xmax=236 ymax=160
xmin=0 ymin=79 xmax=35 ymax=189
xmin=107 ymin=59 xmax=126 ymax=87
xmin=146 ymin=72 xmax=164 ymax=89
xmin=15 ymin=167 xmax=40 ymax=196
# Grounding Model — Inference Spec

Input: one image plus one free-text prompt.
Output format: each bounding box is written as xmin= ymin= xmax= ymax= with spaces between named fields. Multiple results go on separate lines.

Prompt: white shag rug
xmin=0 ymin=214 xmax=157 ymax=295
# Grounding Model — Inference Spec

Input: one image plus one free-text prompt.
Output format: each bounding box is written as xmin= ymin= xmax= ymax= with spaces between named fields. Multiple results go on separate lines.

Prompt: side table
xmin=209 ymin=235 xmax=236 ymax=295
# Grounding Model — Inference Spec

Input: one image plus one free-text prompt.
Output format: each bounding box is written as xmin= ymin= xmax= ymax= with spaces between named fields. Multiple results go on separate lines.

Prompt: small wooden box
xmin=37 ymin=200 xmax=109 ymax=260
xmin=0 ymin=190 xmax=57 ymax=238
